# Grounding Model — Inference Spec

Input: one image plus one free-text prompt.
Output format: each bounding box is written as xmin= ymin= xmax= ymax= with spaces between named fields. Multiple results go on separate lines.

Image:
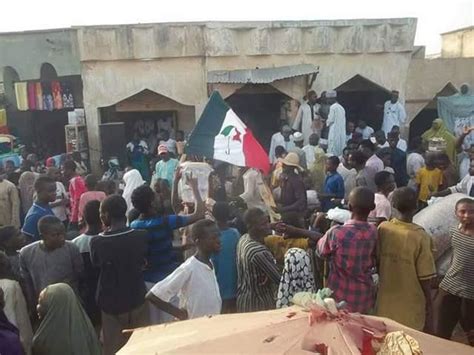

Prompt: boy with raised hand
xmin=376 ymin=187 xmax=436 ymax=332
xmin=317 ymin=187 xmax=377 ymax=314
xmin=146 ymin=219 xmax=222 ymax=320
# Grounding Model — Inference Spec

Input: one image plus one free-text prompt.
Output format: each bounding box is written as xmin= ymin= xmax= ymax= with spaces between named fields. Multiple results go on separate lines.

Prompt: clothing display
xmin=42 ymin=82 xmax=54 ymax=111
xmin=51 ymin=81 xmax=63 ymax=109
xmin=27 ymin=82 xmax=36 ymax=110
xmin=0 ymin=109 xmax=7 ymax=127
xmin=62 ymin=82 xmax=74 ymax=108
xmin=14 ymin=82 xmax=28 ymax=111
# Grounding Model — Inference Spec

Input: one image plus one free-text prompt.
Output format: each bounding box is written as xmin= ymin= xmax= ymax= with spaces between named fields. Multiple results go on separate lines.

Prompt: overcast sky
xmin=2 ymin=0 xmax=472 ymax=54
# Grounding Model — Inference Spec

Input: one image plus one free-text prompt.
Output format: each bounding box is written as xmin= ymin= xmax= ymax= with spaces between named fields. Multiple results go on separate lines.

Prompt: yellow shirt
xmin=264 ymin=235 xmax=308 ymax=267
xmin=376 ymin=219 xmax=436 ymax=330
xmin=415 ymin=167 xmax=443 ymax=202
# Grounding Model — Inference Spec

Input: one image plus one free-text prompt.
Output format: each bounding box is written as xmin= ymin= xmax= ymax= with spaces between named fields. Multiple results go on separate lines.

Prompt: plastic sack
xmin=327 ymin=207 xmax=351 ymax=224
xmin=178 ymin=162 xmax=213 ymax=203
xmin=413 ymin=193 xmax=471 ymax=275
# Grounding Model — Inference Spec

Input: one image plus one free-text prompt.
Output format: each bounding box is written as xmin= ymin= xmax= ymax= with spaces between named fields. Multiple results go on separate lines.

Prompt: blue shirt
xmin=131 ymin=215 xmax=189 ymax=283
xmin=321 ymin=172 xmax=345 ymax=212
xmin=21 ymin=202 xmax=54 ymax=241
xmin=155 ymin=159 xmax=179 ymax=187
xmin=211 ymin=227 xmax=240 ymax=300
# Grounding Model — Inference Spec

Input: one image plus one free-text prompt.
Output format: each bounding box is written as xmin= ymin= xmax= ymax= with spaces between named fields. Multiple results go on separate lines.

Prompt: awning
xmin=207 ymin=64 xmax=319 ymax=84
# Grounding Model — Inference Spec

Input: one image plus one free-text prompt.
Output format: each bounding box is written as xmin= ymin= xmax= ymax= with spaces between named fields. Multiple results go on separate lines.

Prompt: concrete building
xmin=1 ymin=19 xmax=473 ymax=171
xmin=441 ymin=26 xmax=474 ymax=58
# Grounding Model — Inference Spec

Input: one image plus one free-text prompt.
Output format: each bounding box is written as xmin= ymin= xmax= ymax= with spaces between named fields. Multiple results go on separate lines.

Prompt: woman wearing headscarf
xmin=276 ymin=248 xmax=316 ymax=308
xmin=122 ymin=169 xmax=146 ymax=213
xmin=32 ymin=283 xmax=101 ymax=355
xmin=18 ymin=161 xmax=38 ymax=218
xmin=421 ymin=118 xmax=456 ymax=163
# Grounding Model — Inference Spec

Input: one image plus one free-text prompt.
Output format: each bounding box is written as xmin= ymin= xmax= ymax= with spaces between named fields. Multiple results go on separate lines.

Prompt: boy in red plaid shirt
xmin=317 ymin=187 xmax=377 ymax=313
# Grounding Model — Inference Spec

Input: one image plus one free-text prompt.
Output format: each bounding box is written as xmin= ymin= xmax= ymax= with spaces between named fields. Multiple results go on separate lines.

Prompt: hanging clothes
xmin=14 ymin=82 xmax=28 ymax=111
xmin=42 ymin=82 xmax=54 ymax=111
xmin=27 ymin=82 xmax=36 ymax=110
xmin=51 ymin=81 xmax=63 ymax=110
xmin=0 ymin=109 xmax=7 ymax=127
xmin=61 ymin=82 xmax=74 ymax=108
xmin=35 ymin=82 xmax=44 ymax=110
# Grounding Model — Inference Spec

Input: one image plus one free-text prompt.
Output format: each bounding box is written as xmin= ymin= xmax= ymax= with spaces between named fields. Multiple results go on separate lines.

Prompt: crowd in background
xmin=1 ymin=88 xmax=474 ymax=355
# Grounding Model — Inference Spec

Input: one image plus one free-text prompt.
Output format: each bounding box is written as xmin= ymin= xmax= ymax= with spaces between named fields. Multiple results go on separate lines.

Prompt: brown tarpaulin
xmin=118 ymin=306 xmax=472 ymax=354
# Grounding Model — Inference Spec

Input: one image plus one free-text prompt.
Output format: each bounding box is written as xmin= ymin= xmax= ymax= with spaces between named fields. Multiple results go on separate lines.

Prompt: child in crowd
xmin=368 ymin=171 xmax=396 ymax=222
xmin=355 ymin=120 xmax=374 ymax=140
xmin=415 ymin=152 xmax=443 ymax=207
xmin=319 ymin=156 xmax=344 ymax=212
xmin=211 ymin=202 xmax=240 ymax=313
xmin=376 ymin=187 xmax=436 ymax=332
xmin=63 ymin=160 xmax=87 ymax=231
xmin=349 ymin=150 xmax=376 ymax=192
xmin=317 ymin=187 xmax=377 ymax=313
xmin=436 ymin=198 xmax=474 ymax=344
xmin=46 ymin=167 xmax=69 ymax=227
xmin=19 ymin=216 xmax=83 ymax=311
xmin=146 ymin=219 xmax=222 ymax=320
xmin=437 ymin=153 xmax=458 ymax=190
xmin=21 ymin=176 xmax=56 ymax=242
xmin=78 ymin=174 xmax=106 ymax=224
xmin=72 ymin=200 xmax=102 ymax=326
xmin=0 ymin=226 xmax=24 ymax=280
xmin=90 ymin=195 xmax=148 ymax=355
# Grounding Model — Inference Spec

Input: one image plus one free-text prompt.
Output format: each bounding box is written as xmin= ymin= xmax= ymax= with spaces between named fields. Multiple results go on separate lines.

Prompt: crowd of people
xmin=1 ymin=88 xmax=474 ymax=354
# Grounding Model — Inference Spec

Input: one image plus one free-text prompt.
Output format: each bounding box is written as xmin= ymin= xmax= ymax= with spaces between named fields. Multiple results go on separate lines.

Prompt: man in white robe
xmin=268 ymin=125 xmax=295 ymax=163
xmin=382 ymin=90 xmax=406 ymax=134
xmin=326 ymin=90 xmax=346 ymax=157
xmin=292 ymin=90 xmax=320 ymax=145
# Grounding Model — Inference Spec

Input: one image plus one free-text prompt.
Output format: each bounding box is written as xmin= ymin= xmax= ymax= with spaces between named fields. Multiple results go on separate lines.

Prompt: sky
xmin=1 ymin=0 xmax=473 ymax=54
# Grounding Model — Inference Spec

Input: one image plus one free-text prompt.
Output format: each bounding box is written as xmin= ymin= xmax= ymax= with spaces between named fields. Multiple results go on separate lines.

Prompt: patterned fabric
xmin=317 ymin=219 xmax=377 ymax=313
xmin=236 ymin=234 xmax=280 ymax=312
xmin=276 ymin=248 xmax=315 ymax=308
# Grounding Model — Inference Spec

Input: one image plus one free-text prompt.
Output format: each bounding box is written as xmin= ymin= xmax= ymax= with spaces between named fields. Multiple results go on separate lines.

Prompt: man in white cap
xmin=154 ymin=144 xmax=179 ymax=187
xmin=382 ymin=90 xmax=406 ymax=135
xmin=292 ymin=90 xmax=320 ymax=146
xmin=326 ymin=90 xmax=347 ymax=157
xmin=268 ymin=124 xmax=295 ymax=164
xmin=289 ymin=132 xmax=307 ymax=170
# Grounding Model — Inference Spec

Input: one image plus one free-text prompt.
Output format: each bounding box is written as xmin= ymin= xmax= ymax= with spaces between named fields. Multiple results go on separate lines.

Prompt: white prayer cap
xmin=326 ymin=90 xmax=337 ymax=98
xmin=293 ymin=132 xmax=304 ymax=142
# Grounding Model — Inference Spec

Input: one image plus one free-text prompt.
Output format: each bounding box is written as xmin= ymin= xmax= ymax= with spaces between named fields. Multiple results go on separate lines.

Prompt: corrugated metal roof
xmin=207 ymin=64 xmax=319 ymax=84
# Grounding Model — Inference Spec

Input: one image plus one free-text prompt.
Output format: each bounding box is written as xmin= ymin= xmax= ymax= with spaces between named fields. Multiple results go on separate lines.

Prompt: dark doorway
xmin=409 ymin=83 xmax=458 ymax=141
xmin=225 ymin=84 xmax=290 ymax=152
xmin=335 ymin=75 xmax=391 ymax=131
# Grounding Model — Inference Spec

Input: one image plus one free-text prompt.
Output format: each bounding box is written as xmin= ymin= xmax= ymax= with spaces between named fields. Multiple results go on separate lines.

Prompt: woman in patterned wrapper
xmin=276 ymin=248 xmax=316 ymax=308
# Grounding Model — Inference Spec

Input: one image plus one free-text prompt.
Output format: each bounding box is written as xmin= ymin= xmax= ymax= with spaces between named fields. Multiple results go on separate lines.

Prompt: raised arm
xmin=171 ymin=167 xmax=182 ymax=214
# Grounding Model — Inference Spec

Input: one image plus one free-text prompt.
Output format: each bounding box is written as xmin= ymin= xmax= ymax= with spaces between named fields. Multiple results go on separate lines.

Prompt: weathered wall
xmin=441 ymin=27 xmax=474 ymax=58
xmin=77 ymin=19 xmax=417 ymax=170
xmin=0 ymin=29 xmax=80 ymax=80
xmin=405 ymin=57 xmax=474 ymax=123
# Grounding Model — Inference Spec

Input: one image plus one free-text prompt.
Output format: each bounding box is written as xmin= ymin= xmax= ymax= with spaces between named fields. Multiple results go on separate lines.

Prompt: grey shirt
xmin=19 ymin=241 xmax=83 ymax=308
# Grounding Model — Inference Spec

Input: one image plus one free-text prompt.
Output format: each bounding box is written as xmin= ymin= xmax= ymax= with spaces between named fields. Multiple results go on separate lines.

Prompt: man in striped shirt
xmin=236 ymin=208 xmax=280 ymax=313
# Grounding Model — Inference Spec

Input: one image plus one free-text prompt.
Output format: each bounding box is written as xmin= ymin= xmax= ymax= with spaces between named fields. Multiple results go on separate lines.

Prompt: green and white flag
xmin=186 ymin=91 xmax=270 ymax=174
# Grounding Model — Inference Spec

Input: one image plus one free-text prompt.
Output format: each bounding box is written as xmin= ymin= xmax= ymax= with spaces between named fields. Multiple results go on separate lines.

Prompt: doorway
xmin=335 ymin=75 xmax=392 ymax=131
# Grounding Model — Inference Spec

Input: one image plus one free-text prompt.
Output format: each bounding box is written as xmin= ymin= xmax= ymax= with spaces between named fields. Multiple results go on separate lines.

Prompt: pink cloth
xmin=69 ymin=176 xmax=87 ymax=223
xmin=78 ymin=191 xmax=106 ymax=223
xmin=368 ymin=193 xmax=391 ymax=220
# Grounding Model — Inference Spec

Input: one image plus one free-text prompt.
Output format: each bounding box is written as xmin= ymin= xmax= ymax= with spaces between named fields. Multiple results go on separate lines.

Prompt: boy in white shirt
xmin=355 ymin=120 xmax=374 ymax=140
xmin=146 ymin=219 xmax=222 ymax=320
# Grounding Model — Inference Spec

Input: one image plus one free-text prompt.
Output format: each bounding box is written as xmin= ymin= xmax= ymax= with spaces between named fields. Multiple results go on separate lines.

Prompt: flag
xmin=186 ymin=91 xmax=270 ymax=174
